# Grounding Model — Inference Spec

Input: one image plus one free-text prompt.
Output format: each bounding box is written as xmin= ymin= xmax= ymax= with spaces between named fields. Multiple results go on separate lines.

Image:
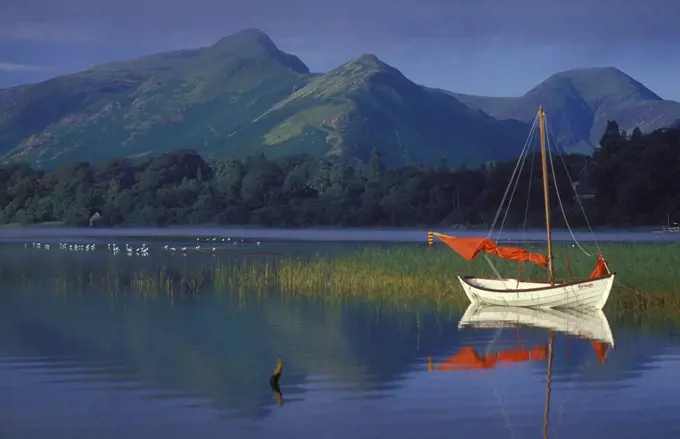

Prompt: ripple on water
xmin=2 ymin=243 xmax=680 ymax=439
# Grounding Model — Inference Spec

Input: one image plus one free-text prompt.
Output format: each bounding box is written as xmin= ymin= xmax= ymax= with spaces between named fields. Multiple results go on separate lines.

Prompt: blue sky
xmin=2 ymin=0 xmax=680 ymax=100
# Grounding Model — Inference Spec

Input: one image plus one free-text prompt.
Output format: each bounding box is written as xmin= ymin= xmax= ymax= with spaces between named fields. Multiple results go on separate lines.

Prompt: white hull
xmin=458 ymin=275 xmax=614 ymax=310
xmin=458 ymin=303 xmax=615 ymax=346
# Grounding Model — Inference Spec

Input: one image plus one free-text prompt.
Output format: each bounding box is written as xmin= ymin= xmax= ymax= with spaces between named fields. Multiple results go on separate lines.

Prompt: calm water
xmin=2 ymin=226 xmax=680 ymax=243
xmin=1 ymin=237 xmax=680 ymax=439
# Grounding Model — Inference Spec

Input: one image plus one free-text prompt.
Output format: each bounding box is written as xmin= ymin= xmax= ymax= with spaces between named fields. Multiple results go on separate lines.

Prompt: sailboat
xmin=429 ymin=106 xmax=615 ymax=309
xmin=429 ymin=305 xmax=615 ymax=438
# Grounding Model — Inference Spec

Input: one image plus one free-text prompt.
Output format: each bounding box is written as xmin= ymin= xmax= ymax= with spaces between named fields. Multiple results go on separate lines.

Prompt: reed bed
xmin=27 ymin=242 xmax=680 ymax=316
xmin=220 ymin=242 xmax=680 ymax=312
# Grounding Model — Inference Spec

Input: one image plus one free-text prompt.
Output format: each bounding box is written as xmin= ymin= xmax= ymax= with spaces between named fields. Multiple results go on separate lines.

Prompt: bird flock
xmin=24 ymin=237 xmax=261 ymax=256
xmin=163 ymin=237 xmax=260 ymax=254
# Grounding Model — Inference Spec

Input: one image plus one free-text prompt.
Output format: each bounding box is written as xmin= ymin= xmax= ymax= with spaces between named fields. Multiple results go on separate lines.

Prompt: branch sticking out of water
xmin=270 ymin=357 xmax=284 ymax=406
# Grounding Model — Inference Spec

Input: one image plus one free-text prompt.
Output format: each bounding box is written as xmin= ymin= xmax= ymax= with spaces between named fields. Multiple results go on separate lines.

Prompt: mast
xmin=542 ymin=332 xmax=555 ymax=439
xmin=538 ymin=106 xmax=555 ymax=285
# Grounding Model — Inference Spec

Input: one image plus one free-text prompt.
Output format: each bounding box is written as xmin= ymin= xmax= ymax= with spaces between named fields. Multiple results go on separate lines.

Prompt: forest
xmin=0 ymin=121 xmax=677 ymax=228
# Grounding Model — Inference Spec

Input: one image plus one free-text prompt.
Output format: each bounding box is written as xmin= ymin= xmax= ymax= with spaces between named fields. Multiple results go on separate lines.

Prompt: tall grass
xmin=33 ymin=242 xmax=680 ymax=316
xmin=220 ymin=242 xmax=680 ymax=311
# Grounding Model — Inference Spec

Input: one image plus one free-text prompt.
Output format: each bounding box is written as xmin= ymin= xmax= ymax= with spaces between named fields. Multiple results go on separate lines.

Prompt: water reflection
xmin=458 ymin=305 xmax=615 ymax=346
xmin=0 ymin=281 xmax=466 ymax=420
xmin=2 ymin=246 xmax=680 ymax=439
xmin=433 ymin=305 xmax=616 ymax=438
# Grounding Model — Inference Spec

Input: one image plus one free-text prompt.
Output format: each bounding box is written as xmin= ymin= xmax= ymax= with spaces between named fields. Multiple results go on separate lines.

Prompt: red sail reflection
xmin=437 ymin=345 xmax=548 ymax=371
xmin=434 ymin=340 xmax=610 ymax=371
xmin=591 ymin=341 xmax=610 ymax=364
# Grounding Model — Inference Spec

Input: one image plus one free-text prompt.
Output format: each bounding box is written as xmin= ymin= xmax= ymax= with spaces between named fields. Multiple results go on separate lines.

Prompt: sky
xmin=1 ymin=0 xmax=680 ymax=100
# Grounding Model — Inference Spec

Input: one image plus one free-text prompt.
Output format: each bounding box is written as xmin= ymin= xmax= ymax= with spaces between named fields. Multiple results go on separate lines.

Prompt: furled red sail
xmin=589 ymin=254 xmax=610 ymax=279
xmin=431 ymin=232 xmax=548 ymax=267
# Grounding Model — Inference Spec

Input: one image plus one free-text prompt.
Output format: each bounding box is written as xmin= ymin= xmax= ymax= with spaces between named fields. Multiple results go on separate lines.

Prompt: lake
xmin=1 ymin=233 xmax=680 ymax=439
xmin=2 ymin=226 xmax=680 ymax=243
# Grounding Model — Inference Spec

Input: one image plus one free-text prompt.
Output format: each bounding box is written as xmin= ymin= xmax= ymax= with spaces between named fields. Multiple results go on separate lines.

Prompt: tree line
xmin=0 ymin=121 xmax=677 ymax=228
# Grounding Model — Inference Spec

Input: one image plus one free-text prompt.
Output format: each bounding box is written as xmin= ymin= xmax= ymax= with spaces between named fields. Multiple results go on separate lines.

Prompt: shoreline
xmin=0 ymin=225 xmax=678 ymax=243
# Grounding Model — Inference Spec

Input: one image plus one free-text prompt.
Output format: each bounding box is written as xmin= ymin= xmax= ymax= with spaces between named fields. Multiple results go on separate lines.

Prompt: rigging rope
xmin=544 ymin=116 xmax=593 ymax=257
xmin=484 ymin=253 xmax=507 ymax=283
xmin=494 ymin=138 xmax=532 ymax=243
xmin=520 ymin=140 xmax=537 ymax=247
xmin=484 ymin=114 xmax=539 ymax=282
xmin=484 ymin=328 xmax=517 ymax=439
xmin=545 ymin=115 xmax=603 ymax=257
xmin=487 ymin=115 xmax=540 ymax=238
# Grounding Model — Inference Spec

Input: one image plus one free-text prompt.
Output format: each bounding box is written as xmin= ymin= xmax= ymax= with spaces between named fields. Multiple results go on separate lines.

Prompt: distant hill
xmin=246 ymin=54 xmax=529 ymax=166
xmin=0 ymin=29 xmax=528 ymax=169
xmin=0 ymin=29 xmax=313 ymax=167
xmin=1 ymin=29 xmax=679 ymax=168
xmin=450 ymin=67 xmax=680 ymax=154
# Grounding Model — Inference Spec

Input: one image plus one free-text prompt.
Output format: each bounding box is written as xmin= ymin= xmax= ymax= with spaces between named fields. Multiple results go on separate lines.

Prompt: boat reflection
xmin=429 ymin=305 xmax=616 ymax=438
xmin=458 ymin=304 xmax=615 ymax=346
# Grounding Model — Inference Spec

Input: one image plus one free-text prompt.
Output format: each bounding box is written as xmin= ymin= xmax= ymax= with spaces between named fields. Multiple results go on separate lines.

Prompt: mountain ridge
xmin=450 ymin=66 xmax=680 ymax=153
xmin=1 ymin=29 xmax=679 ymax=168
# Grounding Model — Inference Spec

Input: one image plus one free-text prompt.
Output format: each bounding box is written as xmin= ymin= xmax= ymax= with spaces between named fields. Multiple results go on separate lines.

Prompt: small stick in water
xmin=270 ymin=358 xmax=284 ymax=406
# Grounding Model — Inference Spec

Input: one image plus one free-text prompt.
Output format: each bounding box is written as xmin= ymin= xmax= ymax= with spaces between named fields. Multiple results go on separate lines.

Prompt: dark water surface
xmin=1 ymin=238 xmax=679 ymax=439
xmin=2 ymin=226 xmax=680 ymax=243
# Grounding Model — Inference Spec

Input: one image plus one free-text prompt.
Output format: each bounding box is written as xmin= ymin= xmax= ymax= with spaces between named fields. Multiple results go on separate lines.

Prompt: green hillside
xmin=244 ymin=54 xmax=529 ymax=167
xmin=1 ymin=30 xmax=679 ymax=168
xmin=0 ymin=29 xmax=314 ymax=167
xmin=0 ymin=29 xmax=529 ymax=169
xmin=450 ymin=67 xmax=680 ymax=153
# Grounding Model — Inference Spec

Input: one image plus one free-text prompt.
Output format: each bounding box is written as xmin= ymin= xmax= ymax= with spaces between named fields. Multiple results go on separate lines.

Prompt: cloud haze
xmin=3 ymin=0 xmax=679 ymax=45
xmin=0 ymin=62 xmax=55 ymax=72
xmin=1 ymin=0 xmax=679 ymax=99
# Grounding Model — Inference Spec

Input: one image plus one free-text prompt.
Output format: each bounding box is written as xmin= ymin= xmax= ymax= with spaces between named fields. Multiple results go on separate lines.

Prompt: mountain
xmin=0 ymin=29 xmax=312 ymax=167
xmin=0 ymin=29 xmax=528 ymax=169
xmin=245 ymin=54 xmax=528 ymax=166
xmin=450 ymin=67 xmax=680 ymax=154
xmin=1 ymin=30 xmax=679 ymax=169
